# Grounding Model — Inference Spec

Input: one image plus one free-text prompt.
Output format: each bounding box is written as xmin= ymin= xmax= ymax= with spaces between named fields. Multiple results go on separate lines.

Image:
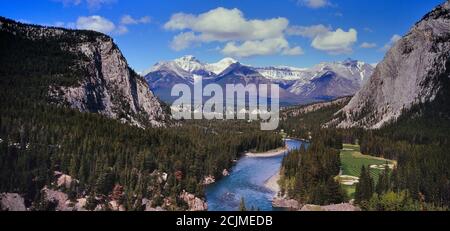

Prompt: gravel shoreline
xmin=245 ymin=147 xmax=288 ymax=158
xmin=264 ymin=171 xmax=281 ymax=193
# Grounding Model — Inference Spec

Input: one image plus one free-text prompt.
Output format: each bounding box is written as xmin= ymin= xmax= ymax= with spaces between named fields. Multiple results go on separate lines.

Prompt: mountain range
xmin=144 ymin=56 xmax=375 ymax=105
xmin=0 ymin=0 xmax=450 ymax=212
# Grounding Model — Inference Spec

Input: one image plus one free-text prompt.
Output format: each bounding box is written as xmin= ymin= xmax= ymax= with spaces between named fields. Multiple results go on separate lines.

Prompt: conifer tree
xmin=376 ymin=164 xmax=390 ymax=195
xmin=355 ymin=166 xmax=374 ymax=204
xmin=239 ymin=197 xmax=247 ymax=211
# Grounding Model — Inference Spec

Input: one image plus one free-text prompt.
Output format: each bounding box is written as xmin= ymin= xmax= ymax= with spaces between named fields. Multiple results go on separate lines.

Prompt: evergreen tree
xmin=324 ymin=177 xmax=346 ymax=204
xmin=239 ymin=197 xmax=247 ymax=211
xmin=376 ymin=164 xmax=390 ymax=195
xmin=355 ymin=166 xmax=374 ymax=204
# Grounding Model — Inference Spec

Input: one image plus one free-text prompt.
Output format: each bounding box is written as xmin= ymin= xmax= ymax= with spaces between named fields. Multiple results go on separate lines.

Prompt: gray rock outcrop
xmin=0 ymin=193 xmax=26 ymax=211
xmin=331 ymin=2 xmax=450 ymax=129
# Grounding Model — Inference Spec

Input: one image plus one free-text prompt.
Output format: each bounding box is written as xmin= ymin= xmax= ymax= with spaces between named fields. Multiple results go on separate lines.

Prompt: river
xmin=205 ymin=139 xmax=305 ymax=211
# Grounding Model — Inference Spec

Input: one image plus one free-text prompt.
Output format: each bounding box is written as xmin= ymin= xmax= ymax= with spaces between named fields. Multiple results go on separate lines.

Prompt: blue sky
xmin=0 ymin=0 xmax=445 ymax=72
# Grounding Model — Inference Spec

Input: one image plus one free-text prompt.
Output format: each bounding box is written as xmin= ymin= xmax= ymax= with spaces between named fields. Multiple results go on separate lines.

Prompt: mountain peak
xmin=175 ymin=55 xmax=201 ymax=63
xmin=341 ymin=58 xmax=361 ymax=67
xmin=173 ymin=55 xmax=206 ymax=73
xmin=207 ymin=57 xmax=239 ymax=75
xmin=343 ymin=58 xmax=357 ymax=63
xmin=217 ymin=57 xmax=238 ymax=64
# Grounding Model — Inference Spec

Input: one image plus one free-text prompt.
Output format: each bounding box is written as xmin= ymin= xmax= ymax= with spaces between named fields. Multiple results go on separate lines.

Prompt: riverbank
xmin=245 ymin=146 xmax=288 ymax=158
xmin=264 ymin=171 xmax=281 ymax=193
xmin=245 ymin=138 xmax=306 ymax=158
xmin=206 ymin=139 xmax=303 ymax=211
xmin=265 ymin=171 xmax=301 ymax=210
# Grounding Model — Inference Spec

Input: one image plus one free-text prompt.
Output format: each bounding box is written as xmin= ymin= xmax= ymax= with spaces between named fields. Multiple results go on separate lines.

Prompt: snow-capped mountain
xmin=144 ymin=56 xmax=374 ymax=105
xmin=254 ymin=66 xmax=309 ymax=81
xmin=143 ymin=56 xmax=238 ymax=78
xmin=286 ymin=59 xmax=374 ymax=100
xmin=207 ymin=57 xmax=239 ymax=75
xmin=173 ymin=55 xmax=205 ymax=73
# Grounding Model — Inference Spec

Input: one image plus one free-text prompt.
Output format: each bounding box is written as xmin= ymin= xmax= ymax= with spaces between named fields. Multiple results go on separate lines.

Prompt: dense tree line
xmin=279 ymin=130 xmax=346 ymax=205
xmin=354 ymin=165 xmax=447 ymax=211
xmin=0 ymin=18 xmax=283 ymax=210
xmin=0 ymin=102 xmax=282 ymax=210
xmin=356 ymin=78 xmax=450 ymax=208
xmin=278 ymin=99 xmax=349 ymax=205
xmin=2 ymin=16 xmax=448 ymax=211
xmin=278 ymin=89 xmax=449 ymax=210
xmin=280 ymin=98 xmax=349 ymax=140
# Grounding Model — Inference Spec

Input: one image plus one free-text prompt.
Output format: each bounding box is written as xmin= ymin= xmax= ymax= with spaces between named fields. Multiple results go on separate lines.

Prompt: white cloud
xmin=360 ymin=42 xmax=377 ymax=49
xmin=164 ymin=7 xmax=288 ymax=41
xmin=289 ymin=24 xmax=358 ymax=54
xmin=222 ymin=37 xmax=303 ymax=57
xmin=116 ymin=25 xmax=128 ymax=35
xmin=282 ymin=46 xmax=304 ymax=56
xmin=76 ymin=15 xmax=116 ymax=34
xmin=58 ymin=14 xmax=147 ymax=35
xmin=54 ymin=0 xmax=115 ymax=10
xmin=164 ymin=7 xmax=301 ymax=57
xmin=287 ymin=24 xmax=331 ymax=38
xmin=380 ymin=34 xmax=402 ymax=52
xmin=86 ymin=0 xmax=116 ymax=10
xmin=74 ymin=15 xmax=150 ymax=35
xmin=121 ymin=15 xmax=151 ymax=25
xmin=311 ymin=28 xmax=357 ymax=54
xmin=111 ymin=15 xmax=151 ymax=35
xmin=170 ymin=32 xmax=200 ymax=51
xmin=54 ymin=0 xmax=82 ymax=7
xmin=298 ymin=0 xmax=331 ymax=9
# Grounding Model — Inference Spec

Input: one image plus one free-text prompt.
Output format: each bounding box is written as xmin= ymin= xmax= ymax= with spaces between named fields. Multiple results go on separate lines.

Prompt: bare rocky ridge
xmin=282 ymin=96 xmax=352 ymax=118
xmin=49 ymin=35 xmax=166 ymax=128
xmin=329 ymin=2 xmax=450 ymax=129
xmin=0 ymin=17 xmax=166 ymax=128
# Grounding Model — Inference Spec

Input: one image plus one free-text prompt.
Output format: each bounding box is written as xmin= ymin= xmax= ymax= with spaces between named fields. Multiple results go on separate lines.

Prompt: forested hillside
xmin=279 ymin=99 xmax=347 ymax=206
xmin=0 ymin=17 xmax=283 ymax=211
xmin=278 ymin=92 xmax=449 ymax=210
xmin=280 ymin=133 xmax=346 ymax=205
xmin=354 ymin=77 xmax=450 ymax=210
xmin=0 ymin=16 xmax=166 ymax=128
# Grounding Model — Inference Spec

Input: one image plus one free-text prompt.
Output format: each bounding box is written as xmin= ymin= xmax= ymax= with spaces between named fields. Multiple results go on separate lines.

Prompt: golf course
xmin=337 ymin=144 xmax=396 ymax=198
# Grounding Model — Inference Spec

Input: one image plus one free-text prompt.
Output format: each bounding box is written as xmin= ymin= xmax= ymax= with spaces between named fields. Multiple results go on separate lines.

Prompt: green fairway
xmin=338 ymin=144 xmax=396 ymax=198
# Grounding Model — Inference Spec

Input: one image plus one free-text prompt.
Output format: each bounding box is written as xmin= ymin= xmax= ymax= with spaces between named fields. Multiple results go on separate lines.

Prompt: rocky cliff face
xmin=49 ymin=36 xmax=166 ymax=127
xmin=0 ymin=17 xmax=166 ymax=128
xmin=0 ymin=193 xmax=27 ymax=211
xmin=330 ymin=2 xmax=450 ymax=129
